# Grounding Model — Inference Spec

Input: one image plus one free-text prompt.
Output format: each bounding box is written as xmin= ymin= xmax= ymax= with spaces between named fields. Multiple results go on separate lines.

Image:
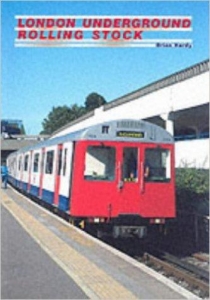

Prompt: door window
xmin=63 ymin=148 xmax=67 ymax=176
xmin=84 ymin=146 xmax=116 ymax=181
xmin=18 ymin=156 xmax=22 ymax=171
xmin=57 ymin=148 xmax=63 ymax=175
xmin=24 ymin=154 xmax=29 ymax=171
xmin=33 ymin=153 xmax=40 ymax=173
xmin=145 ymin=148 xmax=171 ymax=182
xmin=122 ymin=147 xmax=138 ymax=182
xmin=45 ymin=151 xmax=54 ymax=174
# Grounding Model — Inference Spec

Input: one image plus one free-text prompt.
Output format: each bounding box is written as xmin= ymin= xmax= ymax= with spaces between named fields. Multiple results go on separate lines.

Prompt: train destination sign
xmin=116 ymin=131 xmax=145 ymax=138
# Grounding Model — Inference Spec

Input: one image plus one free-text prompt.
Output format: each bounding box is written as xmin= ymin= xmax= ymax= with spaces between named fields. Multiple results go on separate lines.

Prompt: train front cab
xmin=70 ymin=140 xmax=175 ymax=238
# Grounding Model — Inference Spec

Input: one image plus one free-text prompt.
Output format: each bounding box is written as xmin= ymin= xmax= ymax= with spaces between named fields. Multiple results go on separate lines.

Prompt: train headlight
xmin=150 ymin=218 xmax=165 ymax=224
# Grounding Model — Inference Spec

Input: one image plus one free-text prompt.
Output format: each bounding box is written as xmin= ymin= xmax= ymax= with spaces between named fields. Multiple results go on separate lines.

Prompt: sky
xmin=1 ymin=0 xmax=209 ymax=134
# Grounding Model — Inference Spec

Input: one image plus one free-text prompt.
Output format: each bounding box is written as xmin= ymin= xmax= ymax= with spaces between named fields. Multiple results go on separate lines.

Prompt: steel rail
xmin=143 ymin=253 xmax=209 ymax=296
xmin=193 ymin=253 xmax=209 ymax=263
xmin=162 ymin=252 xmax=209 ymax=281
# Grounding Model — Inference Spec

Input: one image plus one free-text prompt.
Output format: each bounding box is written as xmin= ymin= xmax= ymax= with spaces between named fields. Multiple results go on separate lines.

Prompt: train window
xmin=33 ymin=153 xmax=40 ymax=173
xmin=57 ymin=148 xmax=63 ymax=176
xmin=145 ymin=148 xmax=171 ymax=182
xmin=18 ymin=156 xmax=22 ymax=171
xmin=13 ymin=157 xmax=17 ymax=174
xmin=45 ymin=150 xmax=54 ymax=174
xmin=40 ymin=152 xmax=45 ymax=173
xmin=84 ymin=146 xmax=115 ymax=181
xmin=122 ymin=148 xmax=138 ymax=182
xmin=63 ymin=148 xmax=67 ymax=176
xmin=24 ymin=155 xmax=29 ymax=171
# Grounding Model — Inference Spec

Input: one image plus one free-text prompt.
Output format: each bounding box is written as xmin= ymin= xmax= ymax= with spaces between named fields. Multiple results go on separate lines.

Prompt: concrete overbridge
xmin=52 ymin=59 xmax=209 ymax=169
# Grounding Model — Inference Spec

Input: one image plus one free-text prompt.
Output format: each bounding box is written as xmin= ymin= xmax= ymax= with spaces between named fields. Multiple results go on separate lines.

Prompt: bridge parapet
xmin=104 ymin=59 xmax=209 ymax=111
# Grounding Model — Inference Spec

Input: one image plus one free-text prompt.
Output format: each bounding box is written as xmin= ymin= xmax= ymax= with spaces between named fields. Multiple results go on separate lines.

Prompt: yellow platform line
xmin=1 ymin=191 xmax=138 ymax=300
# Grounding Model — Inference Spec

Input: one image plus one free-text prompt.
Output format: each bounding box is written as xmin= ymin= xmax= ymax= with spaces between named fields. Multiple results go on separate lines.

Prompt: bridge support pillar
xmin=160 ymin=112 xmax=174 ymax=136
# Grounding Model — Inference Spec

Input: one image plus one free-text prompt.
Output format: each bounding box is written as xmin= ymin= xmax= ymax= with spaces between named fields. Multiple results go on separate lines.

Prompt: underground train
xmin=7 ymin=119 xmax=176 ymax=238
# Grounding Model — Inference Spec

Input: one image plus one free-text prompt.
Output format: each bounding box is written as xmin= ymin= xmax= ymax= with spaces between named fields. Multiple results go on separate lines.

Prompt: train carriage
xmin=7 ymin=119 xmax=176 ymax=238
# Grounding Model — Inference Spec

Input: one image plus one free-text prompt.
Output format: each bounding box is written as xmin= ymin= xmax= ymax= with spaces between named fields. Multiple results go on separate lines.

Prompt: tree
xmin=85 ymin=92 xmax=106 ymax=111
xmin=69 ymin=104 xmax=86 ymax=119
xmin=40 ymin=92 xmax=106 ymax=134
xmin=40 ymin=105 xmax=85 ymax=134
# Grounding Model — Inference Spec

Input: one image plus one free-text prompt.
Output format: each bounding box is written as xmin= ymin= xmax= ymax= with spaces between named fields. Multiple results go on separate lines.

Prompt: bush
xmin=176 ymin=167 xmax=209 ymax=215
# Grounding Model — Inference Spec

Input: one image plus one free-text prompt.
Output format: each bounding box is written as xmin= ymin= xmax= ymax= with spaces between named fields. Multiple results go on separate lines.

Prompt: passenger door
xmin=38 ymin=148 xmax=45 ymax=198
xmin=54 ymin=144 xmax=63 ymax=206
xmin=117 ymin=145 xmax=142 ymax=214
xmin=117 ymin=143 xmax=175 ymax=218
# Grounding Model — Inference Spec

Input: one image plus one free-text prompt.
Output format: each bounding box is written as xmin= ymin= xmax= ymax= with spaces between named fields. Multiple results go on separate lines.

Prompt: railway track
xmin=193 ymin=253 xmax=209 ymax=263
xmin=105 ymin=236 xmax=209 ymax=298
xmin=161 ymin=252 xmax=209 ymax=281
xmin=140 ymin=252 xmax=209 ymax=298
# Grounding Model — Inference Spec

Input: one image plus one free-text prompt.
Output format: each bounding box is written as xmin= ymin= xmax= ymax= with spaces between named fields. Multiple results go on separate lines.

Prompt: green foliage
xmin=40 ymin=105 xmax=85 ymax=134
xmin=40 ymin=92 xmax=106 ymax=134
xmin=176 ymin=167 xmax=209 ymax=215
xmin=176 ymin=168 xmax=209 ymax=194
xmin=85 ymin=92 xmax=106 ymax=111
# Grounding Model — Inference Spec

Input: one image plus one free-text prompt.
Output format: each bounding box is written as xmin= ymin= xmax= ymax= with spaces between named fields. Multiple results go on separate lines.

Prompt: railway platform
xmin=1 ymin=187 xmax=201 ymax=299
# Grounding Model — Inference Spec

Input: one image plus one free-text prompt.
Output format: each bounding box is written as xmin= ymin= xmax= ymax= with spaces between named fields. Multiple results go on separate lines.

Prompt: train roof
xmin=8 ymin=119 xmax=174 ymax=156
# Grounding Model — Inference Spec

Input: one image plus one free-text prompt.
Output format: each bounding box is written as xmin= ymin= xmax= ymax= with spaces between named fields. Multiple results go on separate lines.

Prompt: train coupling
xmin=113 ymin=225 xmax=147 ymax=238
